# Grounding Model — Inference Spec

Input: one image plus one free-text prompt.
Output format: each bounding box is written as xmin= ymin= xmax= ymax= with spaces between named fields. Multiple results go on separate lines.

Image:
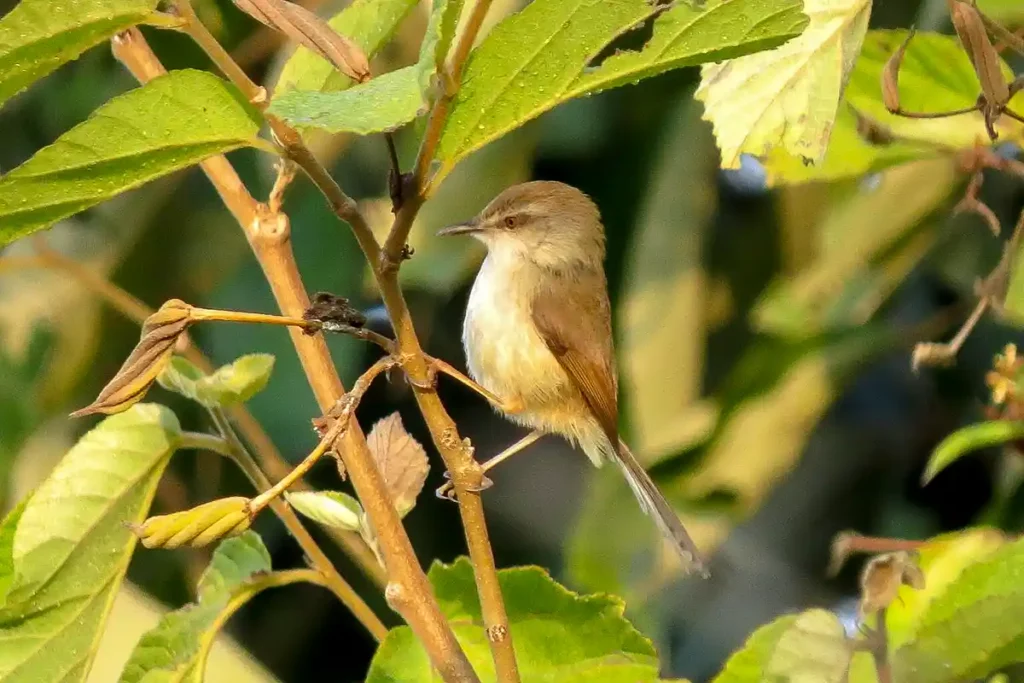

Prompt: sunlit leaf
xmin=367 ymin=557 xmax=678 ymax=682
xmin=118 ymin=533 xmax=296 ymax=683
xmin=0 ymin=404 xmax=180 ymax=683
xmin=885 ymin=528 xmax=1006 ymax=651
xmin=764 ymin=30 xmax=1024 ymax=184
xmin=696 ymin=0 xmax=871 ymax=169
xmin=0 ymin=0 xmax=177 ymax=108
xmin=285 ymin=490 xmax=363 ymax=532
xmin=892 ymin=537 xmax=1024 ymax=682
xmin=268 ymin=0 xmax=462 ymax=135
xmin=0 ymin=70 xmax=265 ymax=246
xmin=711 ymin=613 xmax=798 ymax=683
xmin=157 ymin=354 xmax=275 ymax=408
xmin=923 ymin=422 xmax=1024 ymax=484
xmin=274 ymin=0 xmax=419 ymax=94
xmin=432 ymin=0 xmax=807 ymax=185
xmin=977 ymin=0 xmax=1024 ymax=24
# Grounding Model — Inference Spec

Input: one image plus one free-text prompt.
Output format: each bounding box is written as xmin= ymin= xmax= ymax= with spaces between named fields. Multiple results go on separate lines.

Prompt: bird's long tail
xmin=611 ymin=439 xmax=709 ymax=578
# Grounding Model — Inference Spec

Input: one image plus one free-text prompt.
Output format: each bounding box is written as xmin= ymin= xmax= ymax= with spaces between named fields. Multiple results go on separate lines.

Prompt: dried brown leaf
xmin=366 ymin=412 xmax=428 ymax=517
xmin=232 ymin=0 xmax=370 ymax=83
xmin=70 ymin=299 xmax=192 ymax=417
xmin=858 ymin=550 xmax=925 ymax=618
xmin=881 ymin=29 xmax=915 ymax=113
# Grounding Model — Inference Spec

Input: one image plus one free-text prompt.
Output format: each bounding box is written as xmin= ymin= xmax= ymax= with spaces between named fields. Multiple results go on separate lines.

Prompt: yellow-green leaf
xmin=765 ymin=30 xmax=1024 ymax=184
xmin=157 ymin=354 xmax=275 ymax=408
xmin=0 ymin=0 xmax=177 ymax=108
xmin=432 ymin=0 xmax=807 ymax=185
xmin=696 ymin=0 xmax=871 ymax=169
xmin=118 ymin=533 xmax=307 ymax=683
xmin=923 ymin=422 xmax=1024 ymax=485
xmin=285 ymin=491 xmax=363 ymax=531
xmin=268 ymin=0 xmax=462 ymax=135
xmin=368 ymin=557 xmax=676 ymax=682
xmin=0 ymin=70 xmax=265 ymax=246
xmin=0 ymin=404 xmax=180 ymax=683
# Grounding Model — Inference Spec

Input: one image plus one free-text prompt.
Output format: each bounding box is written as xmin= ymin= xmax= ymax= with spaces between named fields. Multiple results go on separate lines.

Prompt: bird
xmin=437 ymin=180 xmax=707 ymax=577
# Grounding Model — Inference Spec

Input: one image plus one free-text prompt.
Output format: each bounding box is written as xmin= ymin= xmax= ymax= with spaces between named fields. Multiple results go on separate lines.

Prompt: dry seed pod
xmin=71 ymin=299 xmax=192 ymax=417
xmin=858 ymin=551 xmax=925 ymax=619
xmin=132 ymin=496 xmax=252 ymax=549
xmin=232 ymin=0 xmax=370 ymax=83
xmin=881 ymin=30 xmax=916 ymax=114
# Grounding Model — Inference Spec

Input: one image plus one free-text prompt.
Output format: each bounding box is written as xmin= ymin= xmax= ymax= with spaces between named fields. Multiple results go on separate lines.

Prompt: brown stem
xmin=27 ymin=232 xmax=385 ymax=588
xmin=871 ymin=607 xmax=893 ymax=683
xmin=381 ymin=0 xmax=497 ymax=265
xmin=206 ymin=408 xmax=387 ymax=641
xmin=113 ymin=26 xmax=478 ymax=682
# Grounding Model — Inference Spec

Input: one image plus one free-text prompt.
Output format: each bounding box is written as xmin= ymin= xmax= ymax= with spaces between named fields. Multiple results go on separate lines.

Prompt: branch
xmin=25 ymin=235 xmax=385 ymax=587
xmin=112 ymin=26 xmax=478 ymax=682
xmin=208 ymin=408 xmax=387 ymax=641
xmin=381 ymin=0 xmax=497 ymax=265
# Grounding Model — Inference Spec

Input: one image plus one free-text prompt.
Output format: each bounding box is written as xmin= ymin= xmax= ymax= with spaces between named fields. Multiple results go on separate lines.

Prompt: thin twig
xmin=24 ymin=234 xmax=385 ymax=586
xmin=870 ymin=607 xmax=893 ymax=683
xmin=113 ymin=25 xmax=478 ymax=682
xmin=381 ymin=0 xmax=497 ymax=265
xmin=208 ymin=408 xmax=388 ymax=641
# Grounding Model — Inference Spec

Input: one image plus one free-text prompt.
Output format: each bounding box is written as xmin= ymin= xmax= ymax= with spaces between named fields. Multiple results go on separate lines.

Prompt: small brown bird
xmin=438 ymin=180 xmax=707 ymax=577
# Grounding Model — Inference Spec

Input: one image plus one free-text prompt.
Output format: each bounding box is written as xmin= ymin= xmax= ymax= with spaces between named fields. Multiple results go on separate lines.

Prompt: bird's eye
xmin=503 ymin=215 xmax=519 ymax=229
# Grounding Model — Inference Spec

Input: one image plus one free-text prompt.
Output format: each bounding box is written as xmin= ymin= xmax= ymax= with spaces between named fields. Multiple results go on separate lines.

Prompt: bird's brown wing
xmin=530 ymin=270 xmax=619 ymax=447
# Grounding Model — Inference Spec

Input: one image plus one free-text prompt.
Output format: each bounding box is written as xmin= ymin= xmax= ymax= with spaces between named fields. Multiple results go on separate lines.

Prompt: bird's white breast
xmin=462 ymin=252 xmax=570 ymax=412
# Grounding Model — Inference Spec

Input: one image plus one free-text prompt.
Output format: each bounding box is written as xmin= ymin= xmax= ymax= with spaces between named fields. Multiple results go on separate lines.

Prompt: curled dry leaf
xmin=366 ymin=412 xmax=428 ymax=517
xmin=70 ymin=299 xmax=192 ymax=417
xmin=131 ymin=496 xmax=252 ymax=549
xmin=859 ymin=551 xmax=925 ymax=619
xmin=232 ymin=0 xmax=370 ymax=83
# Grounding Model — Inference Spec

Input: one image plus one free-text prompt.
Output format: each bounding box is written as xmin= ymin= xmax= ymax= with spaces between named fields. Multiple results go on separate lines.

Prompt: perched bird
xmin=438 ymin=180 xmax=707 ymax=576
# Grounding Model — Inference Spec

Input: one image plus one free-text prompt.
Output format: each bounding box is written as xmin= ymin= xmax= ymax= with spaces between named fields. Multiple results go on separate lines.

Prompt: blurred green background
xmin=2 ymin=0 xmax=1024 ymax=681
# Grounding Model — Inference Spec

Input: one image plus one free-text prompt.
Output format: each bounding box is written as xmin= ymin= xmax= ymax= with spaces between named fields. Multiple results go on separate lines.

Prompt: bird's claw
xmin=434 ymin=473 xmax=493 ymax=501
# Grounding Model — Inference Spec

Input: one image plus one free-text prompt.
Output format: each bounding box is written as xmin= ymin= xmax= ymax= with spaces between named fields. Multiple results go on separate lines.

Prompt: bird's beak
xmin=437 ymin=218 xmax=480 ymax=236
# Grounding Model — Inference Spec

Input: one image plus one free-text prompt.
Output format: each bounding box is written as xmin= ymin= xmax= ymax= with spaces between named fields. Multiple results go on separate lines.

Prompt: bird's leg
xmin=436 ymin=431 xmax=544 ymax=500
xmin=428 ymin=356 xmax=526 ymax=414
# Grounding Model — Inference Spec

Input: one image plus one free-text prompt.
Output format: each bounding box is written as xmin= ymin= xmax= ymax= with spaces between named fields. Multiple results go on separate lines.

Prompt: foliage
xmin=4 ymin=0 xmax=1024 ymax=681
xmin=0 ymin=405 xmax=180 ymax=682
xmin=118 ymin=532 xmax=279 ymax=683
xmin=367 ymin=557 xmax=681 ymax=683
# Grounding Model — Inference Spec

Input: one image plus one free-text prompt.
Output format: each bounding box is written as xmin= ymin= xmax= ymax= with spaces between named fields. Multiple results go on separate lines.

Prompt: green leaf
xmin=0 ymin=69 xmax=265 ymax=247
xmin=118 ymin=532 xmax=278 ymax=683
xmin=432 ymin=0 xmax=807 ymax=184
xmin=695 ymin=0 xmax=870 ymax=169
xmin=284 ymin=491 xmax=363 ymax=532
xmin=0 ymin=499 xmax=28 ymax=607
xmin=884 ymin=528 xmax=1006 ymax=651
xmin=269 ymin=66 xmax=425 ymax=134
xmin=764 ymin=30 xmax=1024 ymax=184
xmin=0 ymin=404 xmax=181 ymax=683
xmin=274 ymin=0 xmax=419 ymax=94
xmin=0 ymin=0 xmax=177 ymax=108
xmin=712 ymin=610 xmax=853 ymax=683
xmin=711 ymin=614 xmax=797 ymax=683
xmin=977 ymin=0 xmax=1024 ymax=23
xmin=368 ymin=557 xmax=675 ymax=682
xmin=268 ymin=0 xmax=462 ymax=135
xmin=923 ymin=422 xmax=1024 ymax=484
xmin=892 ymin=537 xmax=1024 ymax=682
xmin=1003 ymin=237 xmax=1024 ymax=324
xmin=157 ymin=354 xmax=275 ymax=408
